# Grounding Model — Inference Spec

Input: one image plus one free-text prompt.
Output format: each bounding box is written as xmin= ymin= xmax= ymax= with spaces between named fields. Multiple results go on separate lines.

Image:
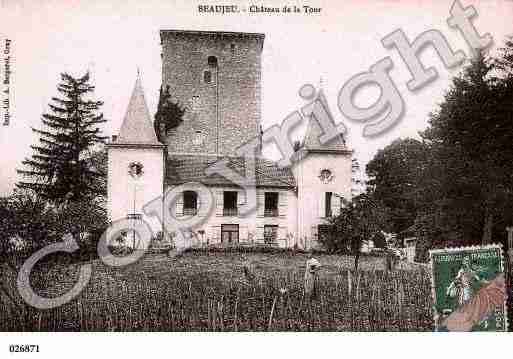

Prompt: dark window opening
xmin=183 ymin=191 xmax=198 ymax=216
xmin=264 ymin=225 xmax=278 ymax=245
xmin=221 ymin=224 xmax=239 ymax=244
xmin=203 ymin=70 xmax=212 ymax=84
xmin=223 ymin=191 xmax=238 ymax=216
xmin=264 ymin=192 xmax=279 ymax=217
xmin=230 ymin=43 xmax=236 ymax=54
xmin=325 ymin=192 xmax=332 ymax=217
xmin=207 ymin=55 xmax=218 ymax=68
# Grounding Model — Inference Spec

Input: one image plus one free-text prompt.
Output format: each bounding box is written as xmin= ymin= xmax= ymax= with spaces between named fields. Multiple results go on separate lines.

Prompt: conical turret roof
xmin=117 ymin=77 xmax=160 ymax=144
xmin=303 ymin=90 xmax=347 ymax=152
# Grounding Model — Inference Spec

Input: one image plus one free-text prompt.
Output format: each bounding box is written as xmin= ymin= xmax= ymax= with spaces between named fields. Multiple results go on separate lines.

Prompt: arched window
xmin=183 ymin=191 xmax=198 ymax=216
xmin=207 ymin=55 xmax=218 ymax=68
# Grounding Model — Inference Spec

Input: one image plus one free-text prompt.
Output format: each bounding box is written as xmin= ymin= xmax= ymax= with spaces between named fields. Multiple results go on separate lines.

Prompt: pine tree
xmin=17 ymin=72 xmax=107 ymax=203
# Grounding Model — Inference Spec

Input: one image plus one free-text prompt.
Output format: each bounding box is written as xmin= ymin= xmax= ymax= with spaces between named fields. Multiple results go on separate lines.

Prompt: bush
xmin=1 ymin=190 xmax=108 ymax=264
xmin=182 ymin=244 xmax=326 ymax=256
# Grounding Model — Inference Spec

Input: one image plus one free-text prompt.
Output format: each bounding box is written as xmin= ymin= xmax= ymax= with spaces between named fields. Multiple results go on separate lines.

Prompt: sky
xmin=0 ymin=0 xmax=512 ymax=196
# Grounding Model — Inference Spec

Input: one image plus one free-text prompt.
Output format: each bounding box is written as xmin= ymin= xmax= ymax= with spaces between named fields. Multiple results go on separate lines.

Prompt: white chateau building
xmin=107 ymin=30 xmax=352 ymax=249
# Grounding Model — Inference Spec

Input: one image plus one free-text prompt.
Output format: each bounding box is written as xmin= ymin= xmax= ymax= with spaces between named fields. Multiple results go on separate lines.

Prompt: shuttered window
xmin=223 ymin=191 xmax=238 ymax=216
xmin=183 ymin=191 xmax=198 ymax=216
xmin=264 ymin=192 xmax=279 ymax=217
xmin=325 ymin=192 xmax=332 ymax=217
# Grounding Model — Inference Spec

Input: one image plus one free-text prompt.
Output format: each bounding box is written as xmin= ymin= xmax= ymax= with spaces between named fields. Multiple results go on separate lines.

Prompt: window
xmin=221 ymin=224 xmax=239 ymax=244
xmin=193 ymin=130 xmax=206 ymax=146
xmin=264 ymin=225 xmax=278 ymax=244
xmin=264 ymin=192 xmax=279 ymax=217
xmin=319 ymin=168 xmax=333 ymax=183
xmin=183 ymin=191 xmax=198 ymax=216
xmin=230 ymin=43 xmax=236 ymax=54
xmin=223 ymin=191 xmax=238 ymax=216
xmin=203 ymin=70 xmax=212 ymax=84
xmin=325 ymin=192 xmax=332 ymax=217
xmin=207 ymin=55 xmax=218 ymax=67
xmin=318 ymin=224 xmax=330 ymax=242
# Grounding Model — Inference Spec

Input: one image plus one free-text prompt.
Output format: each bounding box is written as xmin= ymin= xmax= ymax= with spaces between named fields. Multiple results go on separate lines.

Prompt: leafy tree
xmin=421 ymin=53 xmax=513 ymax=245
xmin=17 ymin=72 xmax=107 ymax=204
xmin=493 ymin=36 xmax=513 ymax=78
xmin=372 ymin=231 xmax=387 ymax=249
xmin=0 ymin=188 xmax=59 ymax=306
xmin=2 ymin=190 xmax=59 ymax=248
xmin=154 ymin=85 xmax=186 ymax=142
xmin=351 ymin=158 xmax=365 ymax=197
xmin=1 ymin=188 xmax=107 ymax=259
xmin=366 ymin=138 xmax=428 ymax=234
xmin=321 ymin=194 xmax=389 ymax=271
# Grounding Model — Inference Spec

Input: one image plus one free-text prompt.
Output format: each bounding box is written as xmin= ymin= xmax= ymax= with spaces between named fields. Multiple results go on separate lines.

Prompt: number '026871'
xmin=9 ymin=345 xmax=40 ymax=353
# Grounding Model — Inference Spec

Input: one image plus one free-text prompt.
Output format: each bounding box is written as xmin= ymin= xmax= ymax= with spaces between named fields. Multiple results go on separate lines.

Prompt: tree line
xmin=323 ymin=39 xmax=513 ymax=263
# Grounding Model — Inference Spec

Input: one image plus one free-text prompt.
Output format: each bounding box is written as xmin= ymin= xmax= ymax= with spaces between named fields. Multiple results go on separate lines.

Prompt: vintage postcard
xmin=1 ymin=0 xmax=513 ymax=357
xmin=430 ymin=245 xmax=508 ymax=332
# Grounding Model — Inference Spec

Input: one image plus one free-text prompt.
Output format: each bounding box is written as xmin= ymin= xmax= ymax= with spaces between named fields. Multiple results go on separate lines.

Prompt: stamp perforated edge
xmin=428 ymin=243 xmax=509 ymax=332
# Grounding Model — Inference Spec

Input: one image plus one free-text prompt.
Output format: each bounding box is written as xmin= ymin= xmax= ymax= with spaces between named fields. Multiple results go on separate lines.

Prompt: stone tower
xmin=160 ymin=30 xmax=264 ymax=156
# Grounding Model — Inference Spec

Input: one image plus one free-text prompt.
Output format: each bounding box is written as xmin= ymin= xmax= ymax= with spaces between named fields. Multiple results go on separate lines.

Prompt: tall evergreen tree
xmin=17 ymin=72 xmax=107 ymax=203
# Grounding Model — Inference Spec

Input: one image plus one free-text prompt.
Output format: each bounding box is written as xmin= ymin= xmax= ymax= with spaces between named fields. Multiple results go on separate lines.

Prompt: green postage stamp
xmin=429 ymin=245 xmax=508 ymax=332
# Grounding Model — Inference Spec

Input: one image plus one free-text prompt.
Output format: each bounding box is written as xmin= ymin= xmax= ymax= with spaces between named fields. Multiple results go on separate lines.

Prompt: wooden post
xmin=507 ymin=226 xmax=513 ymax=251
xmin=384 ymin=249 xmax=395 ymax=273
xmin=507 ymin=227 xmax=513 ymax=268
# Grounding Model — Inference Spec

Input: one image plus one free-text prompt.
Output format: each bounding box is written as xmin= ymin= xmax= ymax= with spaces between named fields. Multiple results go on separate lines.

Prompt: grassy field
xmin=0 ymin=250 xmax=434 ymax=331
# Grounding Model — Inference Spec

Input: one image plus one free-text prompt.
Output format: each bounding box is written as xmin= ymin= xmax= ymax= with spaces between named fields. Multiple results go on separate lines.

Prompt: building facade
xmin=107 ymin=30 xmax=352 ymax=250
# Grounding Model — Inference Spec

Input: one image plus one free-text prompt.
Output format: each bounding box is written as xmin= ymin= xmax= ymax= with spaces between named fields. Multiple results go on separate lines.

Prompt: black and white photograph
xmin=0 ymin=0 xmax=512 ymax=357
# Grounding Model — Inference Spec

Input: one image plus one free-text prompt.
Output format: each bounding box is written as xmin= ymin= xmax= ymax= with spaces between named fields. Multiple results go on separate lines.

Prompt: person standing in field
xmin=304 ymin=257 xmax=321 ymax=299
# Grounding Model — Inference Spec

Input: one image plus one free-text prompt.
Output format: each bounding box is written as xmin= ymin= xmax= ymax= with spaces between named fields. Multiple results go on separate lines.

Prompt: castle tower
xmin=107 ymin=76 xmax=165 ymax=230
xmin=291 ymin=90 xmax=352 ymax=249
xmin=160 ymin=30 xmax=264 ymax=156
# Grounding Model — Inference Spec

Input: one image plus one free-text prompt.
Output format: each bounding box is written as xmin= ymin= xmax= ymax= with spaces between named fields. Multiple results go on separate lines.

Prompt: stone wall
xmin=160 ymin=31 xmax=263 ymax=156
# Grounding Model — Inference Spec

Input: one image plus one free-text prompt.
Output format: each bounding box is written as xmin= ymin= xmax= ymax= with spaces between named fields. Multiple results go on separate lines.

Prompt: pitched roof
xmin=117 ymin=77 xmax=160 ymax=145
xmin=303 ymin=90 xmax=347 ymax=153
xmin=166 ymin=155 xmax=296 ymax=188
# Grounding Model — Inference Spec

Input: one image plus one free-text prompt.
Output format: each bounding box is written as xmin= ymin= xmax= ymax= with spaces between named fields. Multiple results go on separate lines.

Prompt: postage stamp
xmin=429 ymin=245 xmax=508 ymax=332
